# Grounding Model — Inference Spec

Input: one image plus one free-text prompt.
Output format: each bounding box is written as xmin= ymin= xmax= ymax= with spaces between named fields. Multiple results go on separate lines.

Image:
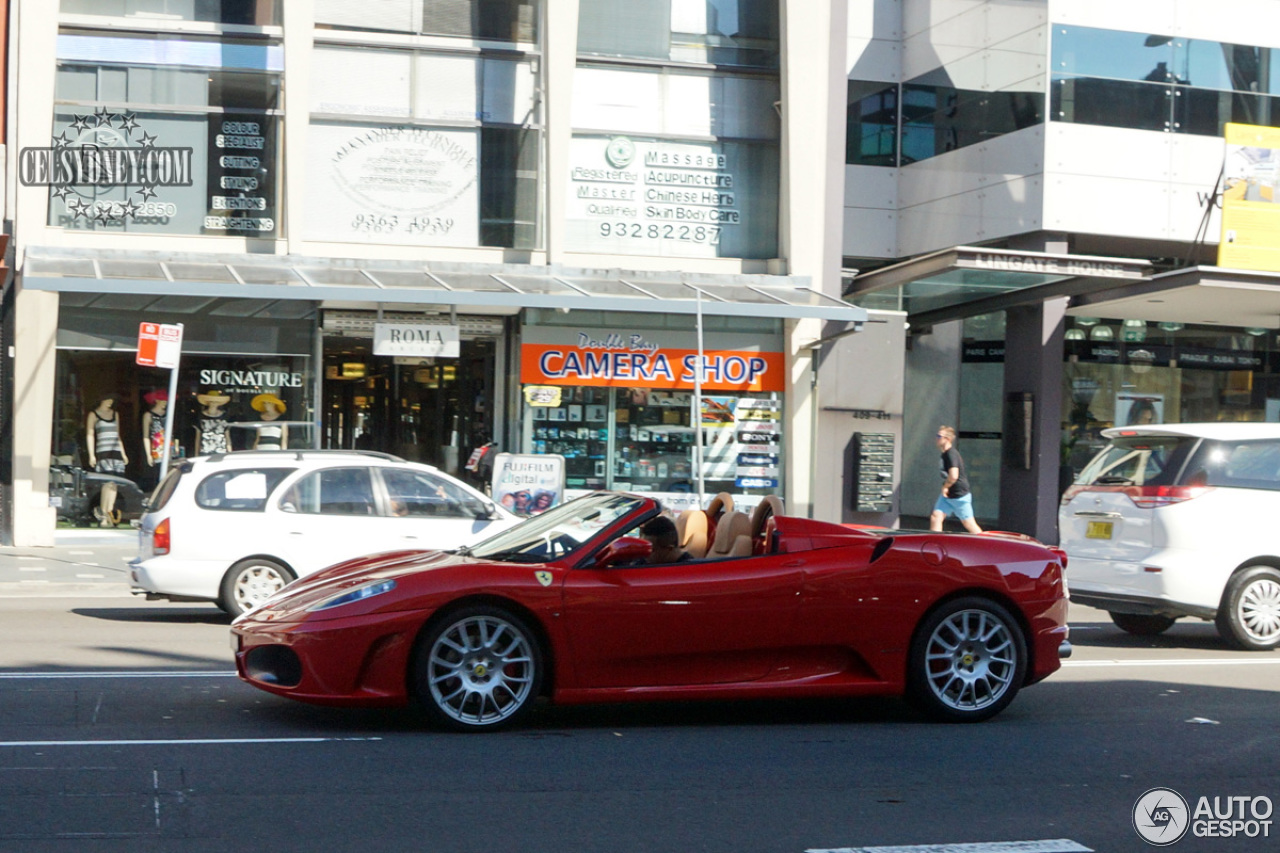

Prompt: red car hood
xmin=240 ymin=549 xmax=473 ymax=623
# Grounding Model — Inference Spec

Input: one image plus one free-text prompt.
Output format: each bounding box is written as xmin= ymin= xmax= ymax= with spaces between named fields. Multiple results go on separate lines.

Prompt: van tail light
xmin=1125 ymin=486 xmax=1213 ymax=508
xmin=153 ymin=518 xmax=171 ymax=555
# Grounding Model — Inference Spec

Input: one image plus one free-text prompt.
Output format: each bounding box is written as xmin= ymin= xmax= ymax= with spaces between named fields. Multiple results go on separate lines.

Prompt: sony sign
xmin=372 ymin=323 xmax=461 ymax=358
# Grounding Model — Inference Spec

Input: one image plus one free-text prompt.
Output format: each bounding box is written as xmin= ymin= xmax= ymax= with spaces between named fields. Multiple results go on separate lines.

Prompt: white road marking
xmin=1064 ymin=657 xmax=1280 ymax=668
xmin=69 ymin=550 xmax=94 ymax=556
xmin=75 ymin=573 xmax=106 ymax=579
xmin=18 ymin=567 xmax=47 ymax=572
xmin=807 ymin=841 xmax=1092 ymax=853
xmin=0 ymin=737 xmax=383 ymax=748
xmin=0 ymin=671 xmax=236 ymax=680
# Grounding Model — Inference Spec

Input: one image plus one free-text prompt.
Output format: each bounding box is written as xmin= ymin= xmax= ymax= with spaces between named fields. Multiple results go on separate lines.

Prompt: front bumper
xmin=232 ymin=608 xmax=426 ymax=707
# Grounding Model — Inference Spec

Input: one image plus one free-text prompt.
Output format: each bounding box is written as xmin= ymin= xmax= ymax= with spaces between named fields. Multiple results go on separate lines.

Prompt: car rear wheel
xmin=1216 ymin=565 xmax=1280 ymax=651
xmin=1109 ymin=612 xmax=1177 ymax=636
xmin=219 ymin=558 xmax=295 ymax=617
xmin=412 ymin=605 xmax=543 ymax=732
xmin=908 ymin=597 xmax=1027 ymax=723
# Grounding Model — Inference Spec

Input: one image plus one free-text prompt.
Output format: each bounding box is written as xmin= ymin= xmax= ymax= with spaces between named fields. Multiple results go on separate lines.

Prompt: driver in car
xmin=637 ymin=516 xmax=694 ymax=564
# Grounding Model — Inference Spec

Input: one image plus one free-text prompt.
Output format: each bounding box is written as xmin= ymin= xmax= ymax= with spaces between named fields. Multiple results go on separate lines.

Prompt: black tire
xmin=907 ymin=596 xmax=1027 ymax=723
xmin=1215 ymin=565 xmax=1280 ymax=651
xmin=412 ymin=605 xmax=544 ymax=732
xmin=218 ymin=558 xmax=295 ymax=617
xmin=1109 ymin=612 xmax=1177 ymax=636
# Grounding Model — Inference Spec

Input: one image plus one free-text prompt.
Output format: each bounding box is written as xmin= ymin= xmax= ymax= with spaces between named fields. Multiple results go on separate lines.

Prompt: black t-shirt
xmin=940 ymin=447 xmax=970 ymax=498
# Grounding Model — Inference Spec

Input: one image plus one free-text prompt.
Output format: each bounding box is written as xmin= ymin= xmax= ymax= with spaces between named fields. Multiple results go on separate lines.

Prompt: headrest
xmin=676 ymin=509 xmax=710 ymax=558
xmin=750 ymin=495 xmax=784 ymax=535
xmin=706 ymin=492 xmax=735 ymax=521
xmin=711 ymin=510 xmax=753 ymax=554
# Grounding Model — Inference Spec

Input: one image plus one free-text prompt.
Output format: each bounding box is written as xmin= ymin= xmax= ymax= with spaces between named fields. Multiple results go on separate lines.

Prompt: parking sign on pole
xmin=137 ymin=322 xmax=184 ymax=479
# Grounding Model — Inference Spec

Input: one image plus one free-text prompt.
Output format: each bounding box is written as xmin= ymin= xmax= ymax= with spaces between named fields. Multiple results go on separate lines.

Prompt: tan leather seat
xmin=675 ymin=509 xmax=710 ymax=558
xmin=749 ymin=495 xmax=785 ymax=554
xmin=707 ymin=510 xmax=754 ymax=558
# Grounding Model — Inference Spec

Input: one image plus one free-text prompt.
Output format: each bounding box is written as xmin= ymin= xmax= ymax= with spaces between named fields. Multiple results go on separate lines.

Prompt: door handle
xmin=782 ymin=559 xmax=804 ymax=567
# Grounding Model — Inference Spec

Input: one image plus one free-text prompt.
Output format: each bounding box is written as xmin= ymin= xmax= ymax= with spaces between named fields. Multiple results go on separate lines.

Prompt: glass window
xmin=60 ymin=0 xmax=282 ymax=26
xmin=315 ymin=0 xmax=537 ymax=43
xmin=1075 ymin=436 xmax=1196 ymax=487
xmin=901 ymin=80 xmax=1043 ymax=163
xmin=847 ymin=82 xmax=897 ymax=167
xmin=49 ymin=32 xmax=281 ymax=236
xmin=380 ymin=468 xmax=486 ymax=518
xmin=195 ymin=468 xmax=295 ymax=511
xmin=1184 ymin=440 xmax=1280 ymax=491
xmin=578 ymin=0 xmax=778 ymax=69
xmin=280 ymin=468 xmax=376 ymax=515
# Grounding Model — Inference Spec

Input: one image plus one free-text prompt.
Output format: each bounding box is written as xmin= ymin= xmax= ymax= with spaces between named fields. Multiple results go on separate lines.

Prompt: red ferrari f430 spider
xmin=232 ymin=492 xmax=1071 ymax=731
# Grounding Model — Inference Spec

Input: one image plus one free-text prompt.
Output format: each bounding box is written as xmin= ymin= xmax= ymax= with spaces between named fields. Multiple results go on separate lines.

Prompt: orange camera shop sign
xmin=521 ymin=334 xmax=784 ymax=392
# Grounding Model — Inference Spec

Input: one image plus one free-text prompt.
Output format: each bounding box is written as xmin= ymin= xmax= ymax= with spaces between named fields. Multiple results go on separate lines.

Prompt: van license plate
xmin=1086 ymin=521 xmax=1113 ymax=539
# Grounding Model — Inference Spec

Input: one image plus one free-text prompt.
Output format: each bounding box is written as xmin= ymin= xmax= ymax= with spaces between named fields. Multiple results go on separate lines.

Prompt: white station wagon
xmin=131 ymin=450 xmax=520 ymax=616
xmin=1060 ymin=423 xmax=1280 ymax=649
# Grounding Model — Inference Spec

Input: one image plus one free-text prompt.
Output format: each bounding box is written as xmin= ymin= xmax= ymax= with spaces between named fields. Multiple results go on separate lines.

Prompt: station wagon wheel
xmin=1216 ymin=566 xmax=1280 ymax=651
xmin=908 ymin=597 xmax=1027 ymax=723
xmin=1109 ymin=612 xmax=1177 ymax=636
xmin=413 ymin=605 xmax=543 ymax=732
xmin=219 ymin=558 xmax=295 ymax=617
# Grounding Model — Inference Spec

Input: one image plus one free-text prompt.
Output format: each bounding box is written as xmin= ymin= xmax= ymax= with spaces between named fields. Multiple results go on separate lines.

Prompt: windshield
xmin=467 ymin=492 xmax=648 ymax=563
xmin=1076 ymin=436 xmax=1197 ymax=486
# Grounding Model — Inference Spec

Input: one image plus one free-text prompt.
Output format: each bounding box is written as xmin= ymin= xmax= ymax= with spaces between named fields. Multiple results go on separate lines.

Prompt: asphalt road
xmin=0 ymin=540 xmax=1277 ymax=852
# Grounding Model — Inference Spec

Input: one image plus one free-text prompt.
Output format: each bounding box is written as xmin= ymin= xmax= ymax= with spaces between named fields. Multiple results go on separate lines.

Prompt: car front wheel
xmin=219 ymin=558 xmax=295 ymax=617
xmin=908 ymin=596 xmax=1027 ymax=723
xmin=1216 ymin=565 xmax=1280 ymax=650
xmin=1109 ymin=612 xmax=1177 ymax=636
xmin=412 ymin=605 xmax=543 ymax=732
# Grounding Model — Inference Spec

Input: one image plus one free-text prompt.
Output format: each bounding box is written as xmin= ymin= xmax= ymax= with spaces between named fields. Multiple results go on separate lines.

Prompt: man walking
xmin=930 ymin=426 xmax=983 ymax=534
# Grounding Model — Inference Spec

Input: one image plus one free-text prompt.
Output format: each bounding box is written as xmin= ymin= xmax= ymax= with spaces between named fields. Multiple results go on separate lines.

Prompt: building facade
xmin=844 ymin=0 xmax=1280 ymax=542
xmin=2 ymin=1 xmax=899 ymax=546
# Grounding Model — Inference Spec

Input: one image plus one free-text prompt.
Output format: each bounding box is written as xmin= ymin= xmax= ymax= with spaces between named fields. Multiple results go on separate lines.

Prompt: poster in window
xmin=305 ymin=123 xmax=479 ymax=246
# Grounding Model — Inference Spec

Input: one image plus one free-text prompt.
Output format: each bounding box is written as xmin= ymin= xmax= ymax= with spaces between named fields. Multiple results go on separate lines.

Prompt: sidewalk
xmin=0 ymin=528 xmax=139 ymax=597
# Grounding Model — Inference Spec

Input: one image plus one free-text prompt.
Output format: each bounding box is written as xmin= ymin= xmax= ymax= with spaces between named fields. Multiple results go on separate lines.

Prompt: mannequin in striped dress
xmin=86 ymin=395 xmax=129 ymax=527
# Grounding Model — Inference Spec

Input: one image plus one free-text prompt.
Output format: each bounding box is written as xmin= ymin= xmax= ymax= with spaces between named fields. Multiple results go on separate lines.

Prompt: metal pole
xmin=158 ymin=323 xmax=183 ymax=481
xmin=693 ymin=288 xmax=705 ymax=506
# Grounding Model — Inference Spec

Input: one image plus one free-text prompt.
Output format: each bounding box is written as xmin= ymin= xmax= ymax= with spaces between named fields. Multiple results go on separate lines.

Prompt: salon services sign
xmin=521 ymin=332 xmax=784 ymax=393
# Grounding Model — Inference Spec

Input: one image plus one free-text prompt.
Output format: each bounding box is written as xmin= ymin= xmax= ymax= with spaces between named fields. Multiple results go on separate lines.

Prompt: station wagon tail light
xmin=153 ymin=518 xmax=171 ymax=555
xmin=1125 ymin=486 xmax=1213 ymax=508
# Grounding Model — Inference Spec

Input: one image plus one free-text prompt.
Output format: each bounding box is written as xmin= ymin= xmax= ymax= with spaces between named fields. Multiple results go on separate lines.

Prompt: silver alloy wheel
xmin=427 ymin=613 xmax=536 ymax=726
xmin=1237 ymin=576 xmax=1280 ymax=644
xmin=922 ymin=608 xmax=1017 ymax=711
xmin=233 ymin=563 xmax=289 ymax=612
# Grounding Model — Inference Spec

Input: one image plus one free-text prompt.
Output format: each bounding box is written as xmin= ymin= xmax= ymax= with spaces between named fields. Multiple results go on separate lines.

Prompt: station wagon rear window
xmin=1075 ymin=436 xmax=1197 ymax=487
xmin=195 ymin=468 xmax=296 ymax=511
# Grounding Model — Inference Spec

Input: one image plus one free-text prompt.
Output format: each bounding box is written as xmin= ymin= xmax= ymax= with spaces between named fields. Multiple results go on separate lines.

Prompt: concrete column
xmin=12 ymin=288 xmax=58 ymax=546
xmin=282 ymin=0 xmax=314 ymax=255
xmin=780 ymin=0 xmax=848 ymax=518
xmin=542 ymin=0 xmax=579 ymax=265
xmin=999 ymin=297 xmax=1067 ymax=543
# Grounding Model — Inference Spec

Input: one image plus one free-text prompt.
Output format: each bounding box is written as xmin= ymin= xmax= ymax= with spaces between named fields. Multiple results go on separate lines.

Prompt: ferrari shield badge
xmin=535 ymin=571 xmax=553 ymax=587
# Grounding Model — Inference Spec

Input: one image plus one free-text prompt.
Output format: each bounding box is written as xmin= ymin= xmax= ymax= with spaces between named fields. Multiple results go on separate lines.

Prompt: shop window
xmin=60 ymin=0 xmax=281 ymax=26
xmin=315 ymin=0 xmax=537 ymax=44
xmin=48 ymin=32 xmax=282 ymax=236
xmin=305 ymin=46 xmax=541 ymax=249
xmin=578 ymin=0 xmax=778 ymax=69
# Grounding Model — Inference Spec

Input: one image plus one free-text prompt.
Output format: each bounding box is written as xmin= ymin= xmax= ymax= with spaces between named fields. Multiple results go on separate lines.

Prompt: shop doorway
xmin=322 ymin=335 xmax=496 ymax=478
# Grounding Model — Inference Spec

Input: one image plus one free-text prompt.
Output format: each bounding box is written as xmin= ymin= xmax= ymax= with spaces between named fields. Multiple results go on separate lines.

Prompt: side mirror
xmin=594 ymin=536 xmax=651 ymax=568
xmin=477 ymin=501 xmax=498 ymax=520
xmin=280 ymin=501 xmax=298 ymax=513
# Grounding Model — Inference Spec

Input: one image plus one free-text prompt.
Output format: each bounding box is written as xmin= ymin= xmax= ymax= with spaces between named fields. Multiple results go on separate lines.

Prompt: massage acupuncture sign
xmin=23 ymin=110 xmax=276 ymax=235
xmin=567 ymin=135 xmax=760 ymax=258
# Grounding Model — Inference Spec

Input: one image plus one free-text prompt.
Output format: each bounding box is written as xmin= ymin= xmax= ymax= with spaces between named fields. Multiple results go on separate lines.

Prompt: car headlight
xmin=308 ymin=579 xmax=397 ymax=612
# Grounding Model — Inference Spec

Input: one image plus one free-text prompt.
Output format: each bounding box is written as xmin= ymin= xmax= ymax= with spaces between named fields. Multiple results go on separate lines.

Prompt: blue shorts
xmin=933 ymin=493 xmax=975 ymax=520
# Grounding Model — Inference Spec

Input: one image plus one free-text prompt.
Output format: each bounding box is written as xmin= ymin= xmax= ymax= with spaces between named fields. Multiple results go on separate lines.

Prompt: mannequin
xmin=140 ymin=390 xmax=168 ymax=490
xmin=194 ymin=390 xmax=233 ymax=455
xmin=251 ymin=393 xmax=288 ymax=450
xmin=86 ymin=394 xmax=128 ymax=527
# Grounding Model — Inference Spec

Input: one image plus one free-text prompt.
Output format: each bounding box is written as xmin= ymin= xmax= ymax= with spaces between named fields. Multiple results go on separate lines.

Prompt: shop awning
xmin=1068 ymin=265 xmax=1280 ymax=329
xmin=847 ymin=246 xmax=1152 ymax=327
xmin=21 ymin=248 xmax=867 ymax=326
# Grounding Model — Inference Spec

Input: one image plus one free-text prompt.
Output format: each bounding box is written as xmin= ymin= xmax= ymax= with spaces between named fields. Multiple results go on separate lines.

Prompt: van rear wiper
xmin=1095 ymin=475 xmax=1135 ymax=485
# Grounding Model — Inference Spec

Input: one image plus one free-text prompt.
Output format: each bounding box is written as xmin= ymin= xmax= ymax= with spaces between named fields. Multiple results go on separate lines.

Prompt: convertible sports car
xmin=231 ymin=492 xmax=1071 ymax=731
